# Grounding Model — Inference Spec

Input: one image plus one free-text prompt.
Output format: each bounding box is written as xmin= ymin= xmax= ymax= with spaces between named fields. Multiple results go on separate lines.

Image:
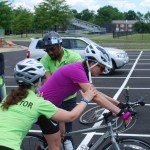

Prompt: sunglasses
xmin=99 ymin=65 xmax=105 ymax=72
xmin=44 ymin=45 xmax=58 ymax=52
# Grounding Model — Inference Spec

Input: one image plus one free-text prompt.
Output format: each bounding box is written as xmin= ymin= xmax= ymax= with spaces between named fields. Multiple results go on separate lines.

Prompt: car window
xmin=70 ymin=39 xmax=88 ymax=50
xmin=36 ymin=40 xmax=44 ymax=49
xmin=62 ymin=39 xmax=71 ymax=49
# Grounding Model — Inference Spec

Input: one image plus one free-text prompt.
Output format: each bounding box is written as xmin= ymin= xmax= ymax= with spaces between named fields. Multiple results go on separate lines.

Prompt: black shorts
xmin=36 ymin=115 xmax=59 ymax=134
xmin=0 ymin=146 xmax=13 ymax=150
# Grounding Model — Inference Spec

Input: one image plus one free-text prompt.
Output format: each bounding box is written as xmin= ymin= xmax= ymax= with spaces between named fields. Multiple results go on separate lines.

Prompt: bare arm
xmin=79 ymin=83 xmax=121 ymax=114
xmin=98 ymin=91 xmax=120 ymax=105
xmin=51 ymin=86 xmax=98 ymax=122
xmin=42 ymin=71 xmax=51 ymax=84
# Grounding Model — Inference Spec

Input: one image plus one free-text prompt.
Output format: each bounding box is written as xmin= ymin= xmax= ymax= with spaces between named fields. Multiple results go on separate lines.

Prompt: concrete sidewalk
xmin=0 ymin=41 xmax=27 ymax=53
xmin=0 ymin=46 xmax=27 ymax=53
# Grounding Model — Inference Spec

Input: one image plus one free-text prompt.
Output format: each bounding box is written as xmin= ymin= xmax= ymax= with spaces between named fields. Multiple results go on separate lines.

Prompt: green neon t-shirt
xmin=40 ymin=48 xmax=83 ymax=101
xmin=0 ymin=90 xmax=58 ymax=150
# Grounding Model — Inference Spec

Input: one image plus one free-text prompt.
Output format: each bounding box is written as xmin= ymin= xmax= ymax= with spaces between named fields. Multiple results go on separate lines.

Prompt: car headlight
xmin=116 ymin=53 xmax=126 ymax=58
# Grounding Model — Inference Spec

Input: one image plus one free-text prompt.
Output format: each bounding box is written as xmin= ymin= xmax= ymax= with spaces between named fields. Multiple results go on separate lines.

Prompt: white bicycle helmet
xmin=85 ymin=43 xmax=112 ymax=74
xmin=42 ymin=31 xmax=62 ymax=46
xmin=14 ymin=58 xmax=45 ymax=85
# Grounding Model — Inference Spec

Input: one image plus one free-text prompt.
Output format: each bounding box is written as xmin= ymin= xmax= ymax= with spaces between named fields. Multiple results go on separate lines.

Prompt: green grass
xmin=1 ymin=33 xmax=150 ymax=50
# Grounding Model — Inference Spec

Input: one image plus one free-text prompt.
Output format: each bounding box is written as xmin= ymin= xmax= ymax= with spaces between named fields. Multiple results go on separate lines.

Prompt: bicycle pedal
xmin=88 ymin=142 xmax=94 ymax=148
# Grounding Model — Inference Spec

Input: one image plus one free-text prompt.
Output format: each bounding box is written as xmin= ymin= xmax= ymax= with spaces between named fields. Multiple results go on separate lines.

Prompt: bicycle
xmin=21 ymin=112 xmax=150 ymax=150
xmin=21 ymin=87 xmax=150 ymax=149
xmin=79 ymin=86 xmax=145 ymax=132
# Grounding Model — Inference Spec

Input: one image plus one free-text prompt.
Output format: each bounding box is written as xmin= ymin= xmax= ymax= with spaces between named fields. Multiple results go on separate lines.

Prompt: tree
xmin=136 ymin=12 xmax=144 ymax=21
xmin=124 ymin=10 xmax=137 ymax=20
xmin=79 ymin=9 xmax=95 ymax=23
xmin=71 ymin=9 xmax=82 ymax=20
xmin=95 ymin=6 xmax=123 ymax=26
xmin=11 ymin=7 xmax=33 ymax=37
xmin=0 ymin=1 xmax=12 ymax=30
xmin=144 ymin=11 xmax=150 ymax=23
xmin=34 ymin=0 xmax=73 ymax=32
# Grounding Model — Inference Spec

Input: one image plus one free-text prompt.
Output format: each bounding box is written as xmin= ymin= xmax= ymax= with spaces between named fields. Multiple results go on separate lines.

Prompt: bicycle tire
xmin=21 ymin=133 xmax=48 ymax=150
xmin=80 ymin=105 xmax=138 ymax=131
xmin=79 ymin=106 xmax=124 ymax=130
xmin=102 ymin=138 xmax=150 ymax=150
xmin=79 ymin=106 xmax=105 ymax=124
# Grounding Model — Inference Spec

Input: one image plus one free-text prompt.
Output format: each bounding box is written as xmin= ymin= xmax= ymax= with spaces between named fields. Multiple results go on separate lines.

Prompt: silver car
xmin=26 ymin=37 xmax=129 ymax=74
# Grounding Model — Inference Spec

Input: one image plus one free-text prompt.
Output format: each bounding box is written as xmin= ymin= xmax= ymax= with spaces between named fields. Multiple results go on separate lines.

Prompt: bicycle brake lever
xmin=138 ymin=96 xmax=145 ymax=106
xmin=139 ymin=101 xmax=145 ymax=106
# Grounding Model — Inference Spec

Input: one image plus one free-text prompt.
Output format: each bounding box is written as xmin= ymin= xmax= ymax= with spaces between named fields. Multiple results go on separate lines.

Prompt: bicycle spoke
xmin=104 ymin=138 xmax=150 ymax=150
xmin=21 ymin=135 xmax=47 ymax=150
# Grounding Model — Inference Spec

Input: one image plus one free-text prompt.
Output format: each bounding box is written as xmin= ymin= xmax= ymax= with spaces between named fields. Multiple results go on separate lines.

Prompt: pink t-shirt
xmin=39 ymin=62 xmax=89 ymax=107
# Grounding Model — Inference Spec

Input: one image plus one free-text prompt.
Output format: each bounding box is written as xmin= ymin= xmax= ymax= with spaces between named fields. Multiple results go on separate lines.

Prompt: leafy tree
xmin=95 ymin=6 xmax=123 ymax=26
xmin=0 ymin=1 xmax=12 ymax=30
xmin=133 ymin=21 xmax=150 ymax=33
xmin=34 ymin=0 xmax=73 ymax=33
xmin=71 ymin=9 xmax=82 ymax=20
xmin=144 ymin=11 xmax=150 ymax=23
xmin=11 ymin=7 xmax=33 ymax=37
xmin=124 ymin=10 xmax=137 ymax=20
xmin=79 ymin=9 xmax=95 ymax=23
xmin=136 ymin=12 xmax=144 ymax=21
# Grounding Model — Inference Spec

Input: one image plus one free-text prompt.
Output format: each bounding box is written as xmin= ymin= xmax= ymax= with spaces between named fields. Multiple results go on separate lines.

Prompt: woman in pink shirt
xmin=38 ymin=43 xmax=131 ymax=150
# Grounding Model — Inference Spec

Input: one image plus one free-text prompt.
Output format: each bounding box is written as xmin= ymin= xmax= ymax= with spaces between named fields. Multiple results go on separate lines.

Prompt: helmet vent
xmin=89 ymin=45 xmax=93 ymax=49
xmin=86 ymin=48 xmax=89 ymax=53
xmin=91 ymin=50 xmax=95 ymax=54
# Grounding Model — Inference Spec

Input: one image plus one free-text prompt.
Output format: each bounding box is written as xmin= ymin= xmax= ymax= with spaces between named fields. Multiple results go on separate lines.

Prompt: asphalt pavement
xmin=2 ymin=48 xmax=150 ymax=149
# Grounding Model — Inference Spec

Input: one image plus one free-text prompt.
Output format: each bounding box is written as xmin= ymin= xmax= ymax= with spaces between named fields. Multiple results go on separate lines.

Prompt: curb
xmin=0 ymin=40 xmax=27 ymax=52
xmin=0 ymin=46 xmax=27 ymax=53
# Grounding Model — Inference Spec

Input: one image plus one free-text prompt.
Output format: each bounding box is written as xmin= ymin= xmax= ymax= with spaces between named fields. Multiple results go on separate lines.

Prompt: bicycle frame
xmin=65 ymin=120 xmax=121 ymax=150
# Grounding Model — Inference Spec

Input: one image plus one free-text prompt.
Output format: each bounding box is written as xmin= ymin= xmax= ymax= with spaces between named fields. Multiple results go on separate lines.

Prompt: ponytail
xmin=1 ymin=85 xmax=31 ymax=109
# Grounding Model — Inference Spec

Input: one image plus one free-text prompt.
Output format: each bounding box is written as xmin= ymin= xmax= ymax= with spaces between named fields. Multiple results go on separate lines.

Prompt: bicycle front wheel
xmin=79 ymin=106 xmax=124 ymax=130
xmin=21 ymin=133 xmax=48 ymax=150
xmin=79 ymin=106 xmax=105 ymax=124
xmin=103 ymin=138 xmax=150 ymax=150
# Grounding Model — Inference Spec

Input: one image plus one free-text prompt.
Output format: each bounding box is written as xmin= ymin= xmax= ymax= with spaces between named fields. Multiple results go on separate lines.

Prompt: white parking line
xmin=119 ymin=69 xmax=150 ymax=71
xmin=128 ymin=63 xmax=150 ymax=65
xmin=77 ymin=103 xmax=150 ymax=106
xmin=93 ymin=77 xmax=150 ymax=79
xmin=76 ymin=51 xmax=143 ymax=150
xmin=130 ymin=59 xmax=150 ymax=60
xmin=96 ymin=87 xmax=150 ymax=89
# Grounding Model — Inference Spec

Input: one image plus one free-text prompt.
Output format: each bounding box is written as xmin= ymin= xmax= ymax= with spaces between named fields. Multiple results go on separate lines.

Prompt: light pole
xmin=125 ymin=20 xmax=128 ymax=39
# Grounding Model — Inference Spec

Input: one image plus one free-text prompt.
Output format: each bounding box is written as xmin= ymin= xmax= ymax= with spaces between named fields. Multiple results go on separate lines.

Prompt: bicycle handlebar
xmin=103 ymin=94 xmax=145 ymax=123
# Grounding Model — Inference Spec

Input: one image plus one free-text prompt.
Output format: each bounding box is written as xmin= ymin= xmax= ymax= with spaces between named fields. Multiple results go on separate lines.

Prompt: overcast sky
xmin=12 ymin=0 xmax=150 ymax=14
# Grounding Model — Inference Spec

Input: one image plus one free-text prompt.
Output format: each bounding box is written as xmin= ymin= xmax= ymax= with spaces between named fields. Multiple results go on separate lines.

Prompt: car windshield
xmin=83 ymin=38 xmax=97 ymax=45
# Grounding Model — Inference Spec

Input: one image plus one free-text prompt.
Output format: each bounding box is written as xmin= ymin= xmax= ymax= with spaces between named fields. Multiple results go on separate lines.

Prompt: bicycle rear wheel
xmin=21 ymin=133 xmax=48 ymax=150
xmin=103 ymin=138 xmax=150 ymax=150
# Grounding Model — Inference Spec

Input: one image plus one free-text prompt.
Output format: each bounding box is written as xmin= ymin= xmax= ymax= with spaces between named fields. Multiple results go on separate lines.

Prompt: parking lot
xmin=3 ymin=50 xmax=150 ymax=149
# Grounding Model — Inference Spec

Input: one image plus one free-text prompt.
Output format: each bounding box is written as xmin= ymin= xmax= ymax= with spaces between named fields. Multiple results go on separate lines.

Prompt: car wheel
xmin=108 ymin=60 xmax=115 ymax=74
xmin=103 ymin=60 xmax=115 ymax=75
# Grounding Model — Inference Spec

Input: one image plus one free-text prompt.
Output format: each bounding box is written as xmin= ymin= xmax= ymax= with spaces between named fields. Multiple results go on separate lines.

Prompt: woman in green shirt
xmin=0 ymin=58 xmax=97 ymax=150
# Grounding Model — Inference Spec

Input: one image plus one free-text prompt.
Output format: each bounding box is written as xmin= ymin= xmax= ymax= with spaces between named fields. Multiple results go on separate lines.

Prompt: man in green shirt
xmin=40 ymin=31 xmax=83 ymax=147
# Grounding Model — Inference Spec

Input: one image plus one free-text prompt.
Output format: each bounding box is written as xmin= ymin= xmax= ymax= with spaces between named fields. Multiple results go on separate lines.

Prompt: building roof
xmin=112 ymin=20 xmax=137 ymax=24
